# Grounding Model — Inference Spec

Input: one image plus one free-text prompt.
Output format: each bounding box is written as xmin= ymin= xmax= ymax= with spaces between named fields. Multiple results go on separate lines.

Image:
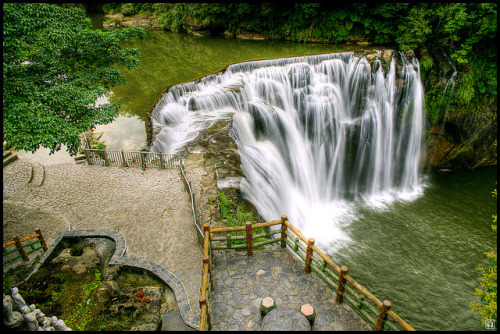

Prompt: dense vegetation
xmin=3 ymin=3 xmax=145 ymax=155
xmin=469 ymin=188 xmax=497 ymax=326
xmin=98 ymin=3 xmax=497 ymax=122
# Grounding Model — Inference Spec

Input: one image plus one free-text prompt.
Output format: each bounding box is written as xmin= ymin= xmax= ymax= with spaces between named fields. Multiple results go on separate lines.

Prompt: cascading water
xmin=150 ymin=52 xmax=426 ymax=248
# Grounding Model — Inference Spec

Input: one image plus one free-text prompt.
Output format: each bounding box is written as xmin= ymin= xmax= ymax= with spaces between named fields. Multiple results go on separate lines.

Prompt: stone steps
xmin=74 ymin=154 xmax=87 ymax=164
xmin=29 ymin=160 xmax=46 ymax=187
xmin=3 ymin=150 xmax=18 ymax=167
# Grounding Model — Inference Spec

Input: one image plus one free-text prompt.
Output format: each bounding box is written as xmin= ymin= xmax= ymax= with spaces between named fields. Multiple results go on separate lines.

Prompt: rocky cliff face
xmin=424 ymin=110 xmax=497 ymax=170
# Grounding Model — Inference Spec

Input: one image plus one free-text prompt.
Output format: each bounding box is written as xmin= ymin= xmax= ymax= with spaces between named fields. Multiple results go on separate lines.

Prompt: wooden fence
xmin=198 ymin=216 xmax=415 ymax=331
xmin=3 ymin=228 xmax=48 ymax=265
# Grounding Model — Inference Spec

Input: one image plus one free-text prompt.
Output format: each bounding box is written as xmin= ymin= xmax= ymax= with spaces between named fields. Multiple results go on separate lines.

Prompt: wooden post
xmin=141 ymin=151 xmax=146 ymax=169
xmin=103 ymin=150 xmax=109 ymax=166
xmin=374 ymin=300 xmax=392 ymax=331
xmin=280 ymin=215 xmax=288 ymax=248
xmin=300 ymin=304 xmax=316 ymax=325
xmin=246 ymin=221 xmax=253 ymax=256
xmin=35 ymin=228 xmax=48 ymax=251
xmin=199 ymin=296 xmax=211 ymax=330
xmin=260 ymin=297 xmax=276 ymax=316
xmin=335 ymin=266 xmax=348 ymax=304
xmin=304 ymin=238 xmax=315 ymax=273
xmin=159 ymin=153 xmax=165 ymax=169
xmin=203 ymin=255 xmax=214 ymax=291
xmin=13 ymin=236 xmax=29 ymax=262
xmin=84 ymin=148 xmax=91 ymax=165
xmin=121 ymin=150 xmax=127 ymax=167
xmin=203 ymin=223 xmax=210 ymax=256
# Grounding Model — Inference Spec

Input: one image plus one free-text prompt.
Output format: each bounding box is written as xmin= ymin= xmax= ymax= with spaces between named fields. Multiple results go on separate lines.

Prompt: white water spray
xmin=150 ymin=52 xmax=426 ymax=248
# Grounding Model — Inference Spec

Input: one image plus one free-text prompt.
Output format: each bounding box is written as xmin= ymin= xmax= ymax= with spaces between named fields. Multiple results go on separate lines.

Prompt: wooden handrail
xmin=3 ymin=229 xmax=48 ymax=265
xmin=201 ymin=216 xmax=415 ymax=331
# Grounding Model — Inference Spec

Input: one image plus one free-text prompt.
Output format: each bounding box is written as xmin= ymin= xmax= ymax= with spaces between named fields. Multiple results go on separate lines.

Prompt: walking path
xmin=211 ymin=245 xmax=371 ymax=331
xmin=3 ymin=156 xmax=203 ymax=323
xmin=4 ymin=153 xmax=371 ymax=331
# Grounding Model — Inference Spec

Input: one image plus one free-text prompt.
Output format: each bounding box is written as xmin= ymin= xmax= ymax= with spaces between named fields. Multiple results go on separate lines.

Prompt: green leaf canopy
xmin=3 ymin=3 xmax=146 ymax=155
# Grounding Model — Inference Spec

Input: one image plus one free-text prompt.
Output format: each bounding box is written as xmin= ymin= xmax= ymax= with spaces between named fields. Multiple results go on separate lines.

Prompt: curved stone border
xmin=24 ymin=229 xmax=199 ymax=330
xmin=111 ymin=256 xmax=199 ymax=329
xmin=3 ymin=200 xmax=72 ymax=231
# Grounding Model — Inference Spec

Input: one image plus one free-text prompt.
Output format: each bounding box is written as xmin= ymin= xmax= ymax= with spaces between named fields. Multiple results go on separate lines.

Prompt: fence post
xmin=35 ymin=228 xmax=48 ymax=251
xmin=159 ymin=153 xmax=165 ymax=169
xmin=374 ymin=300 xmax=391 ymax=331
xmin=203 ymin=255 xmax=214 ymax=291
xmin=103 ymin=150 xmax=109 ymax=166
xmin=13 ymin=236 xmax=29 ymax=262
xmin=121 ymin=149 xmax=127 ymax=167
xmin=335 ymin=266 xmax=348 ymax=304
xmin=304 ymin=238 xmax=315 ymax=273
xmin=141 ymin=151 xmax=146 ymax=169
xmin=280 ymin=215 xmax=288 ymax=248
xmin=84 ymin=148 xmax=91 ymax=165
xmin=199 ymin=296 xmax=211 ymax=330
xmin=246 ymin=221 xmax=253 ymax=256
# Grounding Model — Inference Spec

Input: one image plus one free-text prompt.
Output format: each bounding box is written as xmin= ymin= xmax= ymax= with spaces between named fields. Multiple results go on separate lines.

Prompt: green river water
xmin=91 ymin=15 xmax=497 ymax=331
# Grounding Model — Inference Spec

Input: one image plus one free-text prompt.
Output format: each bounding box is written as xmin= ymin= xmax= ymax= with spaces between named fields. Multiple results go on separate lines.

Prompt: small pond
xmin=16 ymin=237 xmax=178 ymax=331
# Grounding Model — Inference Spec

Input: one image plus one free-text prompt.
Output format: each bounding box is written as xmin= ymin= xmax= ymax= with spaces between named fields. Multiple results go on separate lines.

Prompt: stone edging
xmin=2 ymin=200 xmax=72 ymax=231
xmin=25 ymin=229 xmax=199 ymax=330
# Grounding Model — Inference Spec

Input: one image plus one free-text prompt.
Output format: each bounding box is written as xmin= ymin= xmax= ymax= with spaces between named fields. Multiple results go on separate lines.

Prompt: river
xmin=90 ymin=15 xmax=496 ymax=331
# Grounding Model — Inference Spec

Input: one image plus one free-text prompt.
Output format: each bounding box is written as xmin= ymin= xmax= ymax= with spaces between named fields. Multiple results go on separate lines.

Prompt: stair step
xmin=74 ymin=155 xmax=87 ymax=161
xmin=29 ymin=161 xmax=45 ymax=187
xmin=3 ymin=150 xmax=12 ymax=159
xmin=3 ymin=153 xmax=18 ymax=167
xmin=75 ymin=160 xmax=86 ymax=164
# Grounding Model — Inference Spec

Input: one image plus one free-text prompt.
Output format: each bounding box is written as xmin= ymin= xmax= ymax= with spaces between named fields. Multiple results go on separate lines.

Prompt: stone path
xmin=4 ymin=154 xmax=371 ymax=331
xmin=3 ymin=157 xmax=203 ymax=321
xmin=210 ymin=245 xmax=372 ymax=331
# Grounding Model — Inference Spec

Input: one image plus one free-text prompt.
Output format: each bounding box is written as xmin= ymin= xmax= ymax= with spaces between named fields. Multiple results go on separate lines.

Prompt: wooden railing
xmin=198 ymin=216 xmax=415 ymax=331
xmin=3 ymin=228 xmax=48 ymax=265
xmin=200 ymin=224 xmax=214 ymax=331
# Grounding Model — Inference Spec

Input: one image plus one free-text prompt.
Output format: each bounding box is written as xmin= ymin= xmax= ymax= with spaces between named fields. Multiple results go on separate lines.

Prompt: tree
xmin=3 ymin=3 xmax=146 ymax=155
xmin=469 ymin=186 xmax=497 ymax=326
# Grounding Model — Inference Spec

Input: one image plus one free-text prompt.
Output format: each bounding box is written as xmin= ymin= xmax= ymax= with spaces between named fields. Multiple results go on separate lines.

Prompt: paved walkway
xmin=4 ymin=154 xmax=371 ymax=331
xmin=211 ymin=245 xmax=371 ymax=331
xmin=3 ymin=156 xmax=203 ymax=321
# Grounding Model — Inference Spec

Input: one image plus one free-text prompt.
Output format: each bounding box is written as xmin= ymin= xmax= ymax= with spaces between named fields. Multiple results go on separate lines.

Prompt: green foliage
xmin=395 ymin=5 xmax=432 ymax=51
xmin=469 ymin=187 xmax=497 ymax=326
xmin=101 ymin=3 xmax=496 ymax=120
xmin=3 ymin=3 xmax=146 ymax=155
xmin=65 ymin=269 xmax=102 ymax=330
xmin=454 ymin=71 xmax=475 ymax=105
xmin=218 ymin=191 xmax=268 ymax=248
xmin=93 ymin=141 xmax=106 ymax=150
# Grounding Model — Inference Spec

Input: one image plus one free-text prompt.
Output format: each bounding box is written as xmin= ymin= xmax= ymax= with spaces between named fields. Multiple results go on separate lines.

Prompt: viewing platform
xmin=210 ymin=245 xmax=370 ymax=331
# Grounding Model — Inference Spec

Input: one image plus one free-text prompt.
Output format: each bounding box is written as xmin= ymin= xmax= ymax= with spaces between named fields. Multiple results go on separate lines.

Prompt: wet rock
xmin=382 ymin=49 xmax=393 ymax=65
xmin=236 ymin=32 xmax=266 ymax=40
xmin=50 ymin=247 xmax=100 ymax=269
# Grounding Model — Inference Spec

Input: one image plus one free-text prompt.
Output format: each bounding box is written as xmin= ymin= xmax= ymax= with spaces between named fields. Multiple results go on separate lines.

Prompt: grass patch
xmin=218 ymin=191 xmax=270 ymax=249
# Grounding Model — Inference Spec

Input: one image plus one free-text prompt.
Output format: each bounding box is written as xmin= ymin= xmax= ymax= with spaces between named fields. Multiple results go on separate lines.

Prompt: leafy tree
xmin=3 ymin=3 xmax=146 ymax=155
xmin=469 ymin=186 xmax=497 ymax=326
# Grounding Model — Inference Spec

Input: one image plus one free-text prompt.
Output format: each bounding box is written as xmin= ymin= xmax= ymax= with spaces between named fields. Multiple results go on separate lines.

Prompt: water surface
xmin=90 ymin=15 xmax=497 ymax=331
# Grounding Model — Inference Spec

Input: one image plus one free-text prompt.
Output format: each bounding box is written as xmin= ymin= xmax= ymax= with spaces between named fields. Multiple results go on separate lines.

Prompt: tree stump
xmin=300 ymin=304 xmax=316 ymax=325
xmin=260 ymin=297 xmax=276 ymax=316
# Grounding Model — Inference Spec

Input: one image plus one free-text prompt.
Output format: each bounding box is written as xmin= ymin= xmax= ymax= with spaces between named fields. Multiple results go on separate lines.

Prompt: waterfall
xmin=150 ymin=52 xmax=426 ymax=248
